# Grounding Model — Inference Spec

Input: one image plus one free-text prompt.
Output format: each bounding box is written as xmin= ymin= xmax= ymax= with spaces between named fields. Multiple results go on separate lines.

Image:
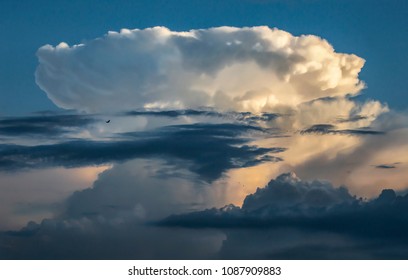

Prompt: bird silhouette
xmin=106 ymin=120 xmax=110 ymax=123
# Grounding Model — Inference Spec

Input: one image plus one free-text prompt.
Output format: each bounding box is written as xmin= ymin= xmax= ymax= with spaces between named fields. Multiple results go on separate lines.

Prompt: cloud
xmin=32 ymin=25 xmax=407 ymax=198
xmin=0 ymin=113 xmax=96 ymax=137
xmin=158 ymin=172 xmax=355 ymax=227
xmin=0 ymin=158 xmax=227 ymax=259
xmin=4 ymin=171 xmax=408 ymax=259
xmin=217 ymin=228 xmax=408 ymax=259
xmin=125 ymin=109 xmax=281 ymax=125
xmin=336 ymin=114 xmax=369 ymax=123
xmin=0 ymin=165 xmax=108 ymax=231
xmin=0 ymin=219 xmax=225 ymax=259
xmin=158 ymin=172 xmax=408 ymax=241
xmin=288 ymin=110 xmax=408 ymax=197
xmin=0 ymin=122 xmax=284 ymax=181
xmin=242 ymin=172 xmax=355 ymax=211
xmin=375 ymin=164 xmax=396 ymax=169
xmin=36 ymin=26 xmax=366 ymax=117
xmin=63 ymin=159 xmax=219 ymax=220
xmin=3 ymin=25 xmax=407 ymax=259
xmin=300 ymin=124 xmax=384 ymax=135
xmin=125 ymin=109 xmax=224 ymax=119
xmin=155 ymin=172 xmax=408 ymax=258
xmin=290 ymin=96 xmax=388 ymax=131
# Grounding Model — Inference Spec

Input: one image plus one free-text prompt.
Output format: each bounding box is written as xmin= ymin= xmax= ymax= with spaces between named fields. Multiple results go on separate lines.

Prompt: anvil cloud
xmin=35 ymin=26 xmax=387 ymax=131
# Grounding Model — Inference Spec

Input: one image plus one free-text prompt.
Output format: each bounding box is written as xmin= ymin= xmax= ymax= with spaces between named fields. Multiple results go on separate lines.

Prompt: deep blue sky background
xmin=1 ymin=0 xmax=407 ymax=115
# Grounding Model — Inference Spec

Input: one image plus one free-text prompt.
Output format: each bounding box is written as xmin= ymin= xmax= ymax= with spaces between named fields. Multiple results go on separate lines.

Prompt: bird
xmin=106 ymin=120 xmax=110 ymax=123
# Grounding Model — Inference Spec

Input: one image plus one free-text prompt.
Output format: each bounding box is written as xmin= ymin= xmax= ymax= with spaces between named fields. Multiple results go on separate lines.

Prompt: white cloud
xmin=36 ymin=26 xmax=367 ymax=119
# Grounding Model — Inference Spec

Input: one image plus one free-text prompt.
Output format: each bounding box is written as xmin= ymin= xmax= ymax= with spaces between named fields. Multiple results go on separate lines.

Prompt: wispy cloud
xmin=0 ymin=114 xmax=96 ymax=137
xmin=300 ymin=124 xmax=384 ymax=136
xmin=375 ymin=164 xmax=397 ymax=169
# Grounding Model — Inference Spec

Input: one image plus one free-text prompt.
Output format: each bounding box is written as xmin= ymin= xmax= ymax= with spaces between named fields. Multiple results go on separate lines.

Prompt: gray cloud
xmin=0 ymin=122 xmax=284 ymax=181
xmin=217 ymin=228 xmax=408 ymax=259
xmin=336 ymin=114 xmax=369 ymax=123
xmin=62 ymin=159 xmax=214 ymax=221
xmin=125 ymin=109 xmax=281 ymax=125
xmin=375 ymin=164 xmax=396 ymax=169
xmin=0 ymin=114 xmax=96 ymax=137
xmin=300 ymin=124 xmax=384 ymax=136
xmin=0 ymin=220 xmax=224 ymax=259
xmin=0 ymin=157 xmax=227 ymax=259
xmin=155 ymin=173 xmax=408 ymax=259
xmin=158 ymin=173 xmax=408 ymax=242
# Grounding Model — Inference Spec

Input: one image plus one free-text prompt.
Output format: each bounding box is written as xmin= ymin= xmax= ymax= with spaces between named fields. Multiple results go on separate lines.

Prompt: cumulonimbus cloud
xmin=36 ymin=26 xmax=370 ymax=118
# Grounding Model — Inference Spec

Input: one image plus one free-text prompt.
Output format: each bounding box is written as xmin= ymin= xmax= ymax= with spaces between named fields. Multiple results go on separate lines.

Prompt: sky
xmin=1 ymin=0 xmax=408 ymax=259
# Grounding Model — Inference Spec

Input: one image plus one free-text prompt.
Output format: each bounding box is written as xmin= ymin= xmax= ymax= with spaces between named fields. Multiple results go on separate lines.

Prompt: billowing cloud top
xmin=242 ymin=172 xmax=354 ymax=213
xmin=36 ymin=26 xmax=366 ymax=116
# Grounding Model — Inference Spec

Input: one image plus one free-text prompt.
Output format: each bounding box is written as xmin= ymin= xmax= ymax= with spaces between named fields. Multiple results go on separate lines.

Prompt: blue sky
xmin=0 ymin=0 xmax=407 ymax=115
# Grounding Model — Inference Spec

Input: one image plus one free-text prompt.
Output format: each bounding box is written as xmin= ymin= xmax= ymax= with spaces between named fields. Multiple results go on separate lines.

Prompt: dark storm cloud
xmin=0 ymin=114 xmax=96 ymax=137
xmin=157 ymin=173 xmax=408 ymax=241
xmin=0 ymin=122 xmax=284 ymax=181
xmin=300 ymin=124 xmax=384 ymax=135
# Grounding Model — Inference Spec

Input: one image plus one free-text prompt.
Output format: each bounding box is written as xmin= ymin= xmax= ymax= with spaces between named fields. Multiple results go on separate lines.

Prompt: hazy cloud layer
xmin=0 ymin=220 xmax=225 ymax=259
